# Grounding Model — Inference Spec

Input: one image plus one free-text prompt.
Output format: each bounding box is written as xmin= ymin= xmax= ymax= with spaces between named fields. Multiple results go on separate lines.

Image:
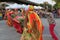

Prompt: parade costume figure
xmin=20 ymin=5 xmax=43 ymax=40
xmin=12 ymin=9 xmax=25 ymax=34
xmin=46 ymin=12 xmax=58 ymax=40
xmin=12 ymin=16 xmax=24 ymax=34
xmin=6 ymin=10 xmax=13 ymax=26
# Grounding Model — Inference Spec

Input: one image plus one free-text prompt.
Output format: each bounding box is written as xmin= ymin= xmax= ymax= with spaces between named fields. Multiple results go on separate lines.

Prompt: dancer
xmin=5 ymin=10 xmax=13 ymax=27
xmin=12 ymin=9 xmax=25 ymax=34
xmin=45 ymin=12 xmax=58 ymax=40
xmin=20 ymin=5 xmax=44 ymax=40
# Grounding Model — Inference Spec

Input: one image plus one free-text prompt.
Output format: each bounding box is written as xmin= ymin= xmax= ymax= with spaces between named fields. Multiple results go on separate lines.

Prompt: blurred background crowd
xmin=0 ymin=1 xmax=60 ymax=20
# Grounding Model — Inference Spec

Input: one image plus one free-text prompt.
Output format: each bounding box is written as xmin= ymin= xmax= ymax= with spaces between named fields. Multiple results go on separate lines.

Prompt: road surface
xmin=41 ymin=18 xmax=60 ymax=40
xmin=0 ymin=18 xmax=60 ymax=40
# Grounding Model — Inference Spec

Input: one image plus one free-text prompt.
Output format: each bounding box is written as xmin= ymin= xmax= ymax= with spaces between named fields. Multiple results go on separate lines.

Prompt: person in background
xmin=4 ymin=9 xmax=9 ymax=20
xmin=2 ymin=9 xmax=5 ymax=19
xmin=57 ymin=8 xmax=60 ymax=18
xmin=39 ymin=10 xmax=44 ymax=18
xmin=14 ymin=9 xmax=18 ymax=15
xmin=52 ymin=10 xmax=57 ymax=18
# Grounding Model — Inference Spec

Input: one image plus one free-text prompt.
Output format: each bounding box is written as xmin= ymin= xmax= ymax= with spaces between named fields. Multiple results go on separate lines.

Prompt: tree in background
xmin=53 ymin=0 xmax=60 ymax=3
xmin=53 ymin=0 xmax=60 ymax=9
xmin=40 ymin=2 xmax=52 ymax=11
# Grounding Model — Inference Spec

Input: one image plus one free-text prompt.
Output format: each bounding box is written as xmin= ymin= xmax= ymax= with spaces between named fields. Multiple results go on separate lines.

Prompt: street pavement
xmin=0 ymin=20 xmax=20 ymax=40
xmin=0 ymin=18 xmax=60 ymax=40
xmin=41 ymin=18 xmax=60 ymax=40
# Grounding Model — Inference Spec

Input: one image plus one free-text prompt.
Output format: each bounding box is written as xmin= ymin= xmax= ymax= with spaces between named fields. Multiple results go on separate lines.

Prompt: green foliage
xmin=53 ymin=0 xmax=60 ymax=3
xmin=40 ymin=2 xmax=52 ymax=10
xmin=53 ymin=4 xmax=57 ymax=9
xmin=40 ymin=4 xmax=44 ymax=7
xmin=53 ymin=0 xmax=60 ymax=9
xmin=53 ymin=3 xmax=60 ymax=9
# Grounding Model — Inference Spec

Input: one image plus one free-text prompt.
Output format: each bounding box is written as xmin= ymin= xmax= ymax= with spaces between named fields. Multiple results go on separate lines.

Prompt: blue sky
xmin=28 ymin=0 xmax=56 ymax=5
